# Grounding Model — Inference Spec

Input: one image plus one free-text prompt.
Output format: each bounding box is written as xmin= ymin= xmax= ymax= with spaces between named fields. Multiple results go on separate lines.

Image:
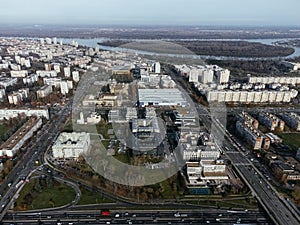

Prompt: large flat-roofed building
xmin=52 ymin=132 xmax=90 ymax=159
xmin=138 ymin=88 xmax=187 ymax=107
xmin=0 ymin=117 xmax=42 ymax=158
xmin=131 ymin=118 xmax=164 ymax=156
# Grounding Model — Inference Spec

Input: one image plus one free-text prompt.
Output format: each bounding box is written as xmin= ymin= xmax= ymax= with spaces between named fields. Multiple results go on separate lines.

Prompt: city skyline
xmin=0 ymin=0 xmax=300 ymax=26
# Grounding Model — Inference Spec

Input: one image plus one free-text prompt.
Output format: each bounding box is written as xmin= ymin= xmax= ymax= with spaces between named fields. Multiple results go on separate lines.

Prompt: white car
xmin=115 ymin=213 xmax=120 ymax=218
xmin=174 ymin=212 xmax=180 ymax=218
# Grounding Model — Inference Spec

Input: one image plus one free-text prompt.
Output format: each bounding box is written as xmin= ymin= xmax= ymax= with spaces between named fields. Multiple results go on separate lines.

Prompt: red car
xmin=101 ymin=209 xmax=111 ymax=217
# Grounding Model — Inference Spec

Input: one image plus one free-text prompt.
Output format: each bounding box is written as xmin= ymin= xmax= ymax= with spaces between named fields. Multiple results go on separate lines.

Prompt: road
xmin=3 ymin=208 xmax=272 ymax=225
xmin=0 ymin=101 xmax=72 ymax=221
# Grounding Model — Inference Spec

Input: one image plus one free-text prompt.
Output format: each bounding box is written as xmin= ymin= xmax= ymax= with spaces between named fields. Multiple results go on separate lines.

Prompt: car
xmin=115 ymin=213 xmax=120 ymax=218
xmin=174 ymin=212 xmax=180 ymax=217
xmin=216 ymin=218 xmax=221 ymax=222
xmin=124 ymin=212 xmax=129 ymax=216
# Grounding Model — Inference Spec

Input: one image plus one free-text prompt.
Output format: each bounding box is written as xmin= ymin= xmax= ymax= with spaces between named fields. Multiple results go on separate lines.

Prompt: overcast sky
xmin=0 ymin=0 xmax=299 ymax=26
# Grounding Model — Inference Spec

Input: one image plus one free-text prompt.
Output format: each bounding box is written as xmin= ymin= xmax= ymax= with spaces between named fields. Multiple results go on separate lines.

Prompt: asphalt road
xmin=0 ymin=101 xmax=72 ymax=221
xmin=3 ymin=209 xmax=272 ymax=225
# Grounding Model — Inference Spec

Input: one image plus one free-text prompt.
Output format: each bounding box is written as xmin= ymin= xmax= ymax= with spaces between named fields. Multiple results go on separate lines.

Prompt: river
xmin=3 ymin=36 xmax=300 ymax=60
xmin=60 ymin=37 xmax=300 ymax=61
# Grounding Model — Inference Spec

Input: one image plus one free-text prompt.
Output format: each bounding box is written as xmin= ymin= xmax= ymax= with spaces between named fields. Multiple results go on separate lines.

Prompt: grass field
xmin=279 ymin=133 xmax=300 ymax=150
xmin=77 ymin=187 xmax=114 ymax=205
xmin=15 ymin=180 xmax=76 ymax=211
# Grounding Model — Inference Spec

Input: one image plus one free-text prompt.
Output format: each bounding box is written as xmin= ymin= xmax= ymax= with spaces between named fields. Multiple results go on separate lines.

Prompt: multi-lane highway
xmin=3 ymin=209 xmax=272 ymax=225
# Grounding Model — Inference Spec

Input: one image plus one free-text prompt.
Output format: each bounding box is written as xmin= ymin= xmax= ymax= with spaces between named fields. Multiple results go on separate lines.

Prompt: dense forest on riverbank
xmin=100 ymin=40 xmax=295 ymax=58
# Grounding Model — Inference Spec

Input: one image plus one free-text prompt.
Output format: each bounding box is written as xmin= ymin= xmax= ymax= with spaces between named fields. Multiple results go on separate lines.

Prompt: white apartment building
xmin=72 ymin=71 xmax=80 ymax=82
xmin=206 ymin=90 xmax=297 ymax=103
xmin=64 ymin=67 xmax=71 ymax=77
xmin=215 ymin=69 xmax=230 ymax=84
xmin=53 ymin=64 xmax=61 ymax=73
xmin=7 ymin=88 xmax=29 ymax=105
xmin=0 ymin=77 xmax=18 ymax=88
xmin=43 ymin=78 xmax=62 ymax=88
xmin=200 ymin=69 xmax=214 ymax=84
xmin=37 ymin=85 xmax=53 ymax=98
xmin=37 ymin=70 xmax=57 ymax=78
xmin=60 ymin=81 xmax=69 ymax=95
xmin=0 ymin=109 xmax=49 ymax=120
xmin=10 ymin=70 xmax=28 ymax=78
xmin=23 ymin=74 xmax=38 ymax=85
xmin=248 ymin=76 xmax=300 ymax=85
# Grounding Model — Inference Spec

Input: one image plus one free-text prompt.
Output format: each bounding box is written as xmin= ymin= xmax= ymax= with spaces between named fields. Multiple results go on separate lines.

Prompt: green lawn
xmin=77 ymin=187 xmax=114 ymax=205
xmin=102 ymin=140 xmax=110 ymax=149
xmin=96 ymin=122 xmax=112 ymax=139
xmin=15 ymin=180 xmax=76 ymax=211
xmin=279 ymin=133 xmax=300 ymax=150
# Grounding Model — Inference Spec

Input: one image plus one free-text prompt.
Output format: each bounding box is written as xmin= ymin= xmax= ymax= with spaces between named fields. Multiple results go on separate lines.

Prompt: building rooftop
xmin=0 ymin=117 xmax=41 ymax=151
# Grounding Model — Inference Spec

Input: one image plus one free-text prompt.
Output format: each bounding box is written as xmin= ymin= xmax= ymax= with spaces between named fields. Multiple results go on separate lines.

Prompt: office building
xmin=52 ymin=132 xmax=90 ymax=159
xmin=138 ymin=88 xmax=187 ymax=107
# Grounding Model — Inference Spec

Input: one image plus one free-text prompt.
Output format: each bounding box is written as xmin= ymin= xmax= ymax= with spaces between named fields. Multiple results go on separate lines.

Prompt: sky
xmin=0 ymin=0 xmax=299 ymax=26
